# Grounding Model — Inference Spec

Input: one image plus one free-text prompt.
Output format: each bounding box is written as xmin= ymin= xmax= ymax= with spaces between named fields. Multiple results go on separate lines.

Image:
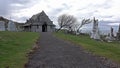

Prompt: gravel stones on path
xmin=26 ymin=32 xmax=110 ymax=68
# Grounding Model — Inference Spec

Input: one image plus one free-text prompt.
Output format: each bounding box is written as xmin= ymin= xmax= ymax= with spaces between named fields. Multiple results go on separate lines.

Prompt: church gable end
xmin=23 ymin=11 xmax=55 ymax=32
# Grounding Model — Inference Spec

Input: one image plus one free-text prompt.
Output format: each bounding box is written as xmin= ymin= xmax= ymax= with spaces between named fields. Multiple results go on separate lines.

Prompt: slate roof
xmin=24 ymin=11 xmax=55 ymax=26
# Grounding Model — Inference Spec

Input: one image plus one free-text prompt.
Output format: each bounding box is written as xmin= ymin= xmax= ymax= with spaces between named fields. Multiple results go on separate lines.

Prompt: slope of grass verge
xmin=55 ymin=32 xmax=120 ymax=64
xmin=0 ymin=31 xmax=39 ymax=68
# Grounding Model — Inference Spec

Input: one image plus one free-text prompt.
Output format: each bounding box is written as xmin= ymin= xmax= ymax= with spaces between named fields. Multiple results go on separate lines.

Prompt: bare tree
xmin=57 ymin=14 xmax=77 ymax=32
xmin=70 ymin=23 xmax=79 ymax=32
xmin=76 ymin=19 xmax=92 ymax=33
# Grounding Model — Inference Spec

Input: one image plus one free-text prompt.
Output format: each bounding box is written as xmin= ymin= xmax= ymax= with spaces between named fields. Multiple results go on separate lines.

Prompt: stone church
xmin=23 ymin=11 xmax=55 ymax=32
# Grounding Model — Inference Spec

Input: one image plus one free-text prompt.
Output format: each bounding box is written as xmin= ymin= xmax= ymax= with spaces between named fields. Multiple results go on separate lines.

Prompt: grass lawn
xmin=55 ymin=32 xmax=120 ymax=64
xmin=0 ymin=31 xmax=39 ymax=68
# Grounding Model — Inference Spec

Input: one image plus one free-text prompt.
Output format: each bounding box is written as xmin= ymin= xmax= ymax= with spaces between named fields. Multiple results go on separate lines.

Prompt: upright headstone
xmin=90 ymin=17 xmax=100 ymax=40
xmin=110 ymin=27 xmax=115 ymax=39
xmin=105 ymin=27 xmax=115 ymax=42
xmin=117 ymin=24 xmax=120 ymax=41
xmin=0 ymin=21 xmax=5 ymax=31
xmin=7 ymin=20 xmax=17 ymax=31
xmin=105 ymin=33 xmax=112 ymax=42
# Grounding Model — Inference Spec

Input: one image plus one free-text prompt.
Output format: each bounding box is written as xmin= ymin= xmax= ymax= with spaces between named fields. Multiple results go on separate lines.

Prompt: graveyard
xmin=54 ymin=17 xmax=120 ymax=66
xmin=55 ymin=31 xmax=120 ymax=64
xmin=0 ymin=13 xmax=120 ymax=67
xmin=0 ymin=31 xmax=39 ymax=68
xmin=1 ymin=0 xmax=120 ymax=67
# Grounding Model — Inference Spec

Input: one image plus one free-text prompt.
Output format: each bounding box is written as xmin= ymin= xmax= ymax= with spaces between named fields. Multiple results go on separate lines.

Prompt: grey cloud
xmin=52 ymin=8 xmax=64 ymax=15
xmin=0 ymin=0 xmax=11 ymax=16
xmin=48 ymin=4 xmax=71 ymax=17
xmin=100 ymin=20 xmax=120 ymax=23
xmin=0 ymin=0 xmax=33 ymax=17
xmin=12 ymin=16 xmax=29 ymax=23
xmin=62 ymin=3 xmax=72 ymax=9
xmin=10 ymin=0 xmax=30 ymax=4
xmin=78 ymin=0 xmax=112 ymax=13
xmin=100 ymin=15 xmax=113 ymax=18
xmin=93 ymin=0 xmax=112 ymax=9
xmin=55 ymin=8 xmax=63 ymax=12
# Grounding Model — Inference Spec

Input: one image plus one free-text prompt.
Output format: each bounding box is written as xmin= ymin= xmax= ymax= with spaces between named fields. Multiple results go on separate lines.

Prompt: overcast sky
xmin=0 ymin=0 xmax=120 ymax=27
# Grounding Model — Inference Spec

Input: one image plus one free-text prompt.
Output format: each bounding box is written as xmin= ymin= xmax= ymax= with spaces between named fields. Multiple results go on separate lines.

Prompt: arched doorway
xmin=42 ymin=23 xmax=47 ymax=32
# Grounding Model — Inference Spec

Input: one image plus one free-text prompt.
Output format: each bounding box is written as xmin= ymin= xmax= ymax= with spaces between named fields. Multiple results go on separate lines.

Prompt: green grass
xmin=0 ymin=31 xmax=39 ymax=68
xmin=55 ymin=32 xmax=120 ymax=64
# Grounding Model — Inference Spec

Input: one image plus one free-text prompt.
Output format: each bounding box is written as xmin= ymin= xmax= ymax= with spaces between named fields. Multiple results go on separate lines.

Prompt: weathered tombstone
xmin=7 ymin=20 xmax=17 ymax=31
xmin=0 ymin=21 xmax=5 ymax=31
xmin=105 ymin=27 xmax=115 ymax=42
xmin=90 ymin=17 xmax=100 ymax=40
xmin=111 ymin=27 xmax=114 ymax=37
xmin=110 ymin=27 xmax=115 ymax=40
xmin=76 ymin=31 xmax=80 ymax=35
xmin=105 ymin=33 xmax=112 ymax=42
xmin=117 ymin=24 xmax=120 ymax=41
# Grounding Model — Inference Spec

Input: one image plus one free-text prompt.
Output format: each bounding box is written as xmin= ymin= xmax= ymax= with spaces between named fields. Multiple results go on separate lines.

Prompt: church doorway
xmin=42 ymin=23 xmax=47 ymax=32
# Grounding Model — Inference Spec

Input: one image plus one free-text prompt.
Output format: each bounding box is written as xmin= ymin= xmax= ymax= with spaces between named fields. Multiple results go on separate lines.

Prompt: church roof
xmin=31 ymin=11 xmax=50 ymax=21
xmin=26 ymin=11 xmax=54 ymax=26
xmin=31 ymin=11 xmax=46 ymax=20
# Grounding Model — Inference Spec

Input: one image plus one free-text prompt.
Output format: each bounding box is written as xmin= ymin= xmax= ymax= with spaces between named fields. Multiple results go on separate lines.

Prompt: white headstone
xmin=0 ymin=21 xmax=5 ymax=31
xmin=90 ymin=18 xmax=100 ymax=40
xmin=7 ymin=20 xmax=17 ymax=31
xmin=105 ymin=27 xmax=115 ymax=42
xmin=105 ymin=33 xmax=112 ymax=42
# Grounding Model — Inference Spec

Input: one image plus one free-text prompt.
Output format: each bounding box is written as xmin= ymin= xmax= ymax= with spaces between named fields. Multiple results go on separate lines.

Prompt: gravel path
xmin=26 ymin=32 xmax=109 ymax=68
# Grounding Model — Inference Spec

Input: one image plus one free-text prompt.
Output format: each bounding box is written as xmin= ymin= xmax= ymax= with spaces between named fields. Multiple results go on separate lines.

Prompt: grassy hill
xmin=55 ymin=32 xmax=120 ymax=64
xmin=0 ymin=31 xmax=39 ymax=68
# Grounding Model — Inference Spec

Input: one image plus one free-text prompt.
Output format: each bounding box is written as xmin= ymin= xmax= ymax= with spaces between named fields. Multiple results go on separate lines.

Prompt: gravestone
xmin=76 ymin=30 xmax=80 ymax=35
xmin=117 ymin=24 xmax=120 ymax=41
xmin=0 ymin=21 xmax=5 ymax=31
xmin=105 ymin=27 xmax=115 ymax=42
xmin=105 ymin=33 xmax=112 ymax=42
xmin=90 ymin=17 xmax=100 ymax=40
xmin=110 ymin=27 xmax=115 ymax=40
xmin=7 ymin=20 xmax=17 ymax=31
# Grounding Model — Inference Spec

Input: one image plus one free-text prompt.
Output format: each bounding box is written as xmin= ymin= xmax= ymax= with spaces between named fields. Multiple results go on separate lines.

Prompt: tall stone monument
xmin=117 ymin=24 xmax=120 ymax=41
xmin=90 ymin=17 xmax=100 ymax=40
xmin=0 ymin=21 xmax=5 ymax=31
xmin=7 ymin=20 xmax=17 ymax=31
xmin=110 ymin=27 xmax=115 ymax=39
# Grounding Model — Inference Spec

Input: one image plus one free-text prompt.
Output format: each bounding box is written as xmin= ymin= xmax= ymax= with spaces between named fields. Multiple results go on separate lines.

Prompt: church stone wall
xmin=47 ymin=26 xmax=55 ymax=32
xmin=31 ymin=26 xmax=36 ymax=32
xmin=39 ymin=26 xmax=42 ymax=32
xmin=47 ymin=26 xmax=51 ymax=32
xmin=31 ymin=25 xmax=44 ymax=32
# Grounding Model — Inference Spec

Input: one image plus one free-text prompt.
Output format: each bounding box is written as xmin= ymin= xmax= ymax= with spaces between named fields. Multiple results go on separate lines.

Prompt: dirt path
xmin=26 ymin=32 xmax=109 ymax=68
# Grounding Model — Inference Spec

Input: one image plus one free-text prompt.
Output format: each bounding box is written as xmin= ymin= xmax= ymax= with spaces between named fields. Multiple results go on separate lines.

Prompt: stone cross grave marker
xmin=90 ymin=17 xmax=100 ymax=40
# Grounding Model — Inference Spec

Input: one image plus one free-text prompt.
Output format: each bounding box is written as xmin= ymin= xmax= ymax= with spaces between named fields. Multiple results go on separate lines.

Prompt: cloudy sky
xmin=0 ymin=0 xmax=120 ymax=28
